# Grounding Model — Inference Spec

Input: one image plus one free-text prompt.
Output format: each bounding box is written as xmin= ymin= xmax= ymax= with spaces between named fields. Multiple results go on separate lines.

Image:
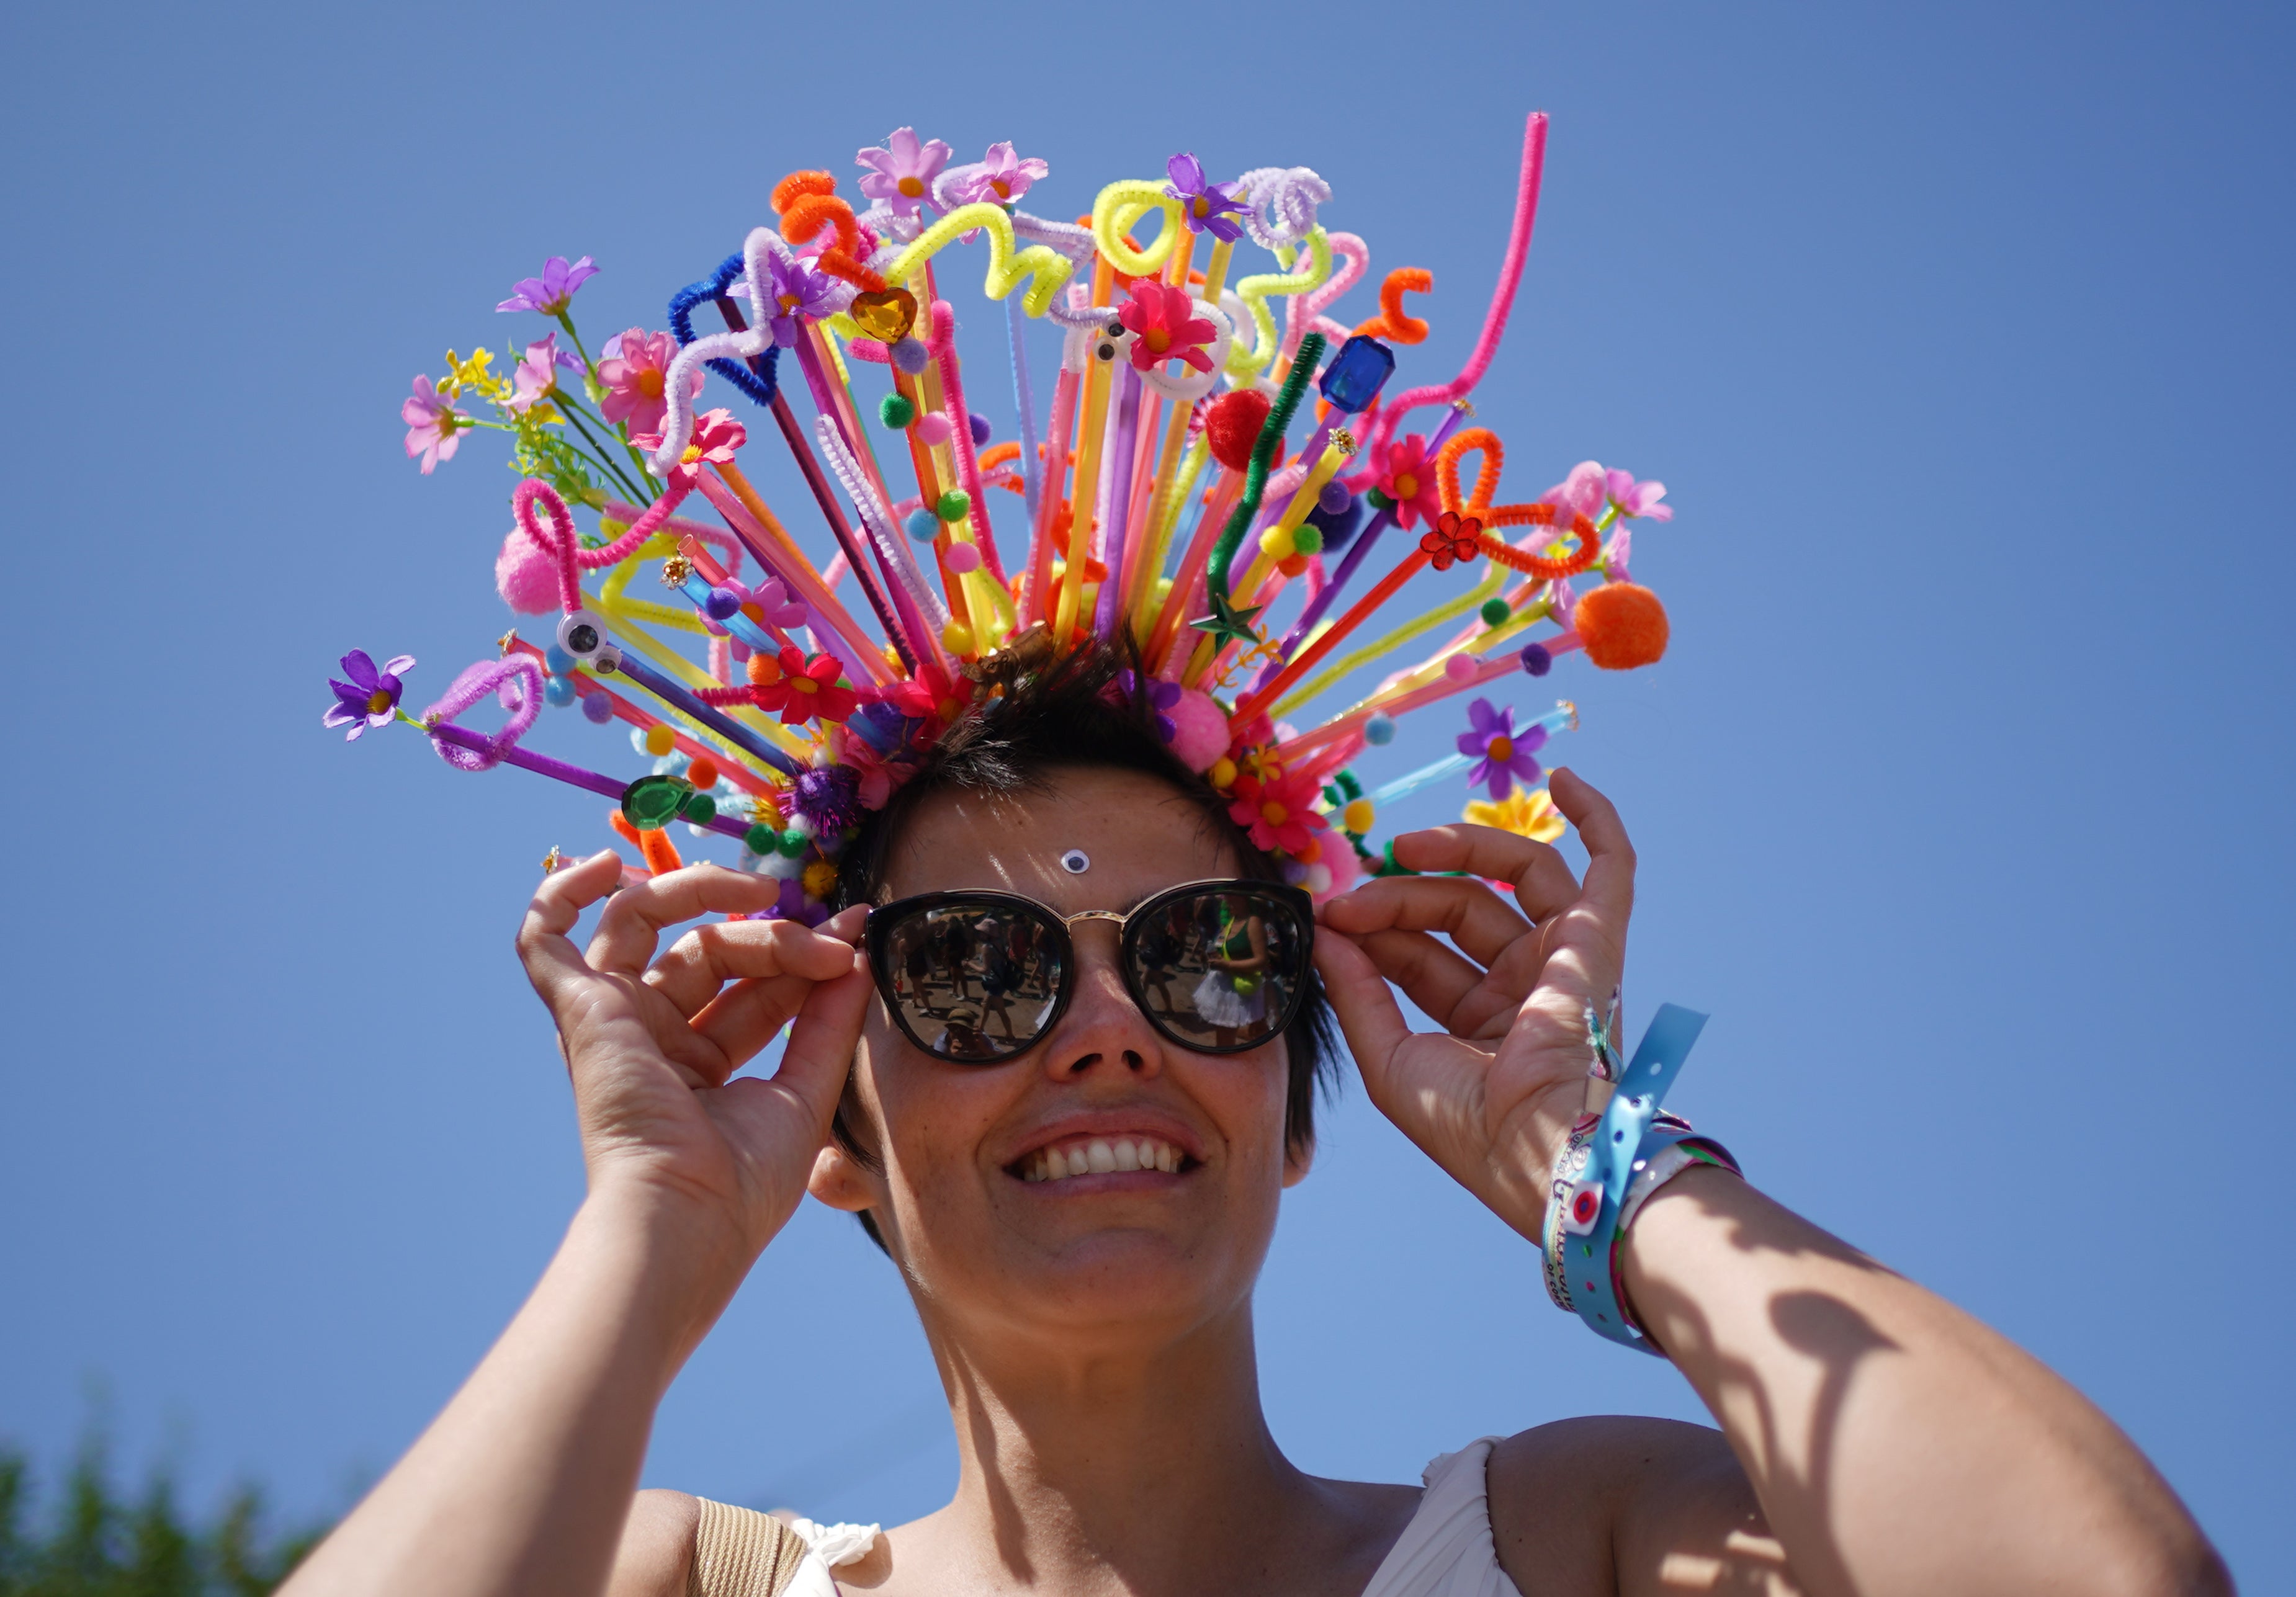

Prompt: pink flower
xmin=856 ymin=127 xmax=951 ymax=217
xmin=1116 ymin=281 xmax=1218 ymax=374
xmin=508 ymin=333 xmax=581 ymax=414
xmin=596 ymin=328 xmax=700 ymax=439
xmin=1605 ymin=468 xmax=1672 ymax=521
xmin=1537 ymin=460 xmax=1609 ymax=522
xmin=632 ymin=408 xmax=745 ymax=489
xmin=1373 ymin=432 xmax=1444 ymax=530
xmin=951 ymin=142 xmax=1049 ymax=207
xmin=401 ymin=375 xmax=467 ymax=474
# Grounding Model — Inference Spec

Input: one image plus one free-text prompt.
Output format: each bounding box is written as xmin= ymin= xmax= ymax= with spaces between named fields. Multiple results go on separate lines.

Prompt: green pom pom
xmin=679 ymin=792 xmax=717 ymax=826
xmin=744 ymin=823 xmax=777 ymax=855
xmin=1479 ymin=597 xmax=1511 ymax=627
xmin=1365 ymin=486 xmax=1396 ymax=511
xmin=777 ymin=830 xmax=809 ymax=858
xmin=1293 ymin=524 xmax=1324 ymax=556
xmin=935 ymin=489 xmax=972 ymax=522
xmin=878 ymin=392 xmax=916 ymax=429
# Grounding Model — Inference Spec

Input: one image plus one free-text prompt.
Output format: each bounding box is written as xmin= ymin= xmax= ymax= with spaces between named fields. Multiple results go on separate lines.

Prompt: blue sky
xmin=2 ymin=0 xmax=2290 ymax=1585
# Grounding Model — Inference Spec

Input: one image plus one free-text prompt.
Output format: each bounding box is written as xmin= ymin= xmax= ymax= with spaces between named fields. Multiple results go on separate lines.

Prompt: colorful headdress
xmin=346 ymin=114 xmax=1678 ymax=919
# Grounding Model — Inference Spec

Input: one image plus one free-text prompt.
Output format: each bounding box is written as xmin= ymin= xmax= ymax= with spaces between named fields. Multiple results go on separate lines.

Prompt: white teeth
xmin=1156 ymin=1143 xmax=1177 ymax=1173
xmin=1087 ymin=1139 xmax=1115 ymax=1173
xmin=1114 ymin=1139 xmax=1141 ymax=1171
xmin=1023 ymin=1137 xmax=1184 ymax=1183
xmin=1067 ymin=1145 xmax=1091 ymax=1178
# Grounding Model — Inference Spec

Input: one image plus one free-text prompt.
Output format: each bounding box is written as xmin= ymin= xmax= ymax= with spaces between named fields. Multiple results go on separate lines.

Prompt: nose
xmin=1043 ymin=923 xmax=1163 ymax=1083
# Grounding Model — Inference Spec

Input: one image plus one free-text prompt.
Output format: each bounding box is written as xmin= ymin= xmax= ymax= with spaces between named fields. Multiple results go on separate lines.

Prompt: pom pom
xmin=495 ymin=523 xmax=563 ymax=615
xmin=1363 ymin=712 xmax=1396 ymax=746
xmin=684 ymin=756 xmax=719 ymax=789
xmin=802 ymin=859 xmax=840 ymax=900
xmin=1276 ymin=553 xmax=1309 ymax=578
xmin=759 ymin=850 xmax=804 ymax=880
xmin=1480 ymin=597 xmax=1510 ymax=627
xmin=1317 ymin=478 xmax=1352 ymax=515
xmin=969 ymin=411 xmax=993 ymax=447
xmin=744 ymin=823 xmax=776 ymax=854
xmin=580 ymin=692 xmax=613 ymax=723
xmin=914 ymin=412 xmax=953 ymax=447
xmin=943 ymin=620 xmax=975 ymax=654
xmin=1317 ymin=841 xmax=1363 ymax=900
xmin=1167 ymin=689 xmax=1231 ymax=772
xmin=1303 ymin=862 xmax=1333 ymax=895
xmin=878 ymin=392 xmax=916 ymax=429
xmin=544 ymin=644 xmax=575 ymax=676
xmin=1342 ymin=797 xmax=1375 ymax=834
xmin=1573 ymin=583 xmax=1670 ymax=670
xmin=1258 ymin=527 xmax=1296 ymax=559
xmin=1519 ymin=643 xmax=1553 ymax=678
xmin=1443 ymin=653 xmax=1479 ymax=684
xmin=682 ymin=792 xmax=717 ymax=825
xmin=905 ymin=509 xmax=941 ymax=542
xmin=792 ymin=764 xmax=861 ymax=834
xmin=704 ymin=586 xmax=742 ymax=620
xmin=544 ymin=676 xmax=577 ymax=707
xmin=1208 ymin=755 xmax=1238 ymax=789
xmin=1204 ymin=389 xmax=1273 ymax=472
xmin=1304 ymin=490 xmax=1364 ymax=552
xmin=935 ymin=489 xmax=972 ymax=522
xmin=890 ymin=336 xmax=931 ymax=375
xmin=1292 ymin=524 xmax=1324 ymax=556
xmin=944 ymin=542 xmax=982 ymax=575
xmin=644 ymin=723 xmax=678 ymax=756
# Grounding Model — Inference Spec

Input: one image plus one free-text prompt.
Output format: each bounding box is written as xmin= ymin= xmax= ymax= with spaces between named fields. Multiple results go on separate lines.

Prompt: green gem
xmin=621 ymin=774 xmax=692 ymax=831
xmin=1480 ymin=597 xmax=1511 ymax=627
xmin=744 ymin=823 xmax=777 ymax=855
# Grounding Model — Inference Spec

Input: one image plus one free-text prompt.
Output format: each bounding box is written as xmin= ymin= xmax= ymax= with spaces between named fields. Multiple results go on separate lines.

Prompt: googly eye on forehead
xmin=1059 ymin=849 xmax=1090 ymax=874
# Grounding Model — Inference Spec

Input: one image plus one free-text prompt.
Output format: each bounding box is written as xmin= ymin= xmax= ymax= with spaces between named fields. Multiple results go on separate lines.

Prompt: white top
xmin=789 ymin=1437 xmax=1519 ymax=1597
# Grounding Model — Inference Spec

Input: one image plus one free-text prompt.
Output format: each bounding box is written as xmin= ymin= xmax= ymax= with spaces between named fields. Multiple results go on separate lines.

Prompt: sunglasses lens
xmin=879 ymin=902 xmax=1065 ymax=1062
xmin=1128 ymin=888 xmax=1309 ymax=1050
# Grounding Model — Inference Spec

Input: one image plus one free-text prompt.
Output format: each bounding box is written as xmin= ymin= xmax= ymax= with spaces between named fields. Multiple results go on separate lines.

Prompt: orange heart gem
xmin=848 ymin=287 xmax=917 ymax=345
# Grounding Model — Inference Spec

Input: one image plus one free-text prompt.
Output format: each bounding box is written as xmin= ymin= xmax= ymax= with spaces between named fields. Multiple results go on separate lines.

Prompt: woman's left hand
xmin=1312 ymin=767 xmax=1636 ymax=1242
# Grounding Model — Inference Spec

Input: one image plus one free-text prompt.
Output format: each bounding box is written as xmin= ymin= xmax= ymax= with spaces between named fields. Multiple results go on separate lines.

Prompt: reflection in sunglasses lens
xmin=882 ymin=903 xmax=1065 ymax=1062
xmin=1130 ymin=890 xmax=1304 ymax=1050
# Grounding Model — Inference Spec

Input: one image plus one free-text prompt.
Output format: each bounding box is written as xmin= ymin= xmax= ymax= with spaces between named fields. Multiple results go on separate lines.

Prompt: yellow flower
xmin=1463 ymin=786 xmax=1565 ymax=843
xmin=442 ymin=347 xmax=508 ymax=402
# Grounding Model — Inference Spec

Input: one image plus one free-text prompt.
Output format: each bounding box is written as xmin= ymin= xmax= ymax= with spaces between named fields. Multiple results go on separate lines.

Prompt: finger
xmin=1354 ymin=928 xmax=1492 ymax=1034
xmin=644 ymin=916 xmax=867 ymax=1019
xmin=516 ymin=851 xmax=622 ymax=1005
xmin=1318 ymin=874 xmax=1532 ymax=969
xmin=688 ymin=977 xmax=815 ymax=1073
xmin=1311 ymin=933 xmax=1418 ymax=1100
xmin=1546 ymin=769 xmax=1636 ymax=926
xmin=767 ymin=960 xmax=875 ymax=1132
xmin=1384 ymin=824 xmax=1584 ymax=923
xmin=585 ymin=865 xmax=783 ymax=977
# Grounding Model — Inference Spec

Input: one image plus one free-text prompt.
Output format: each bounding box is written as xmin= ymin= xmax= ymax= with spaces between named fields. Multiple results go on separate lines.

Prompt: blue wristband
xmin=1554 ymin=1003 xmax=1708 ymax=1353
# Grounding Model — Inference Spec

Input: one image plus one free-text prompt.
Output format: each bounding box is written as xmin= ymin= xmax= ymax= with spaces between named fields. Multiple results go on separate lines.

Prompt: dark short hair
xmin=827 ymin=640 xmax=1339 ymax=1254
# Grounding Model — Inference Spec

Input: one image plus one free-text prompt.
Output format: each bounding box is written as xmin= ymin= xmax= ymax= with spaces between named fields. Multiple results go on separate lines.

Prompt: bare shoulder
xmin=1487 ymin=1418 xmax=1794 ymax=1597
xmin=608 ymin=1488 xmax=700 ymax=1597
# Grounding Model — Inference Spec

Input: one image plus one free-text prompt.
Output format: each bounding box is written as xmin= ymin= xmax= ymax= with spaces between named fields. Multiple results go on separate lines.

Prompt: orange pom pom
xmin=1277 ymin=553 xmax=1309 ymax=578
xmin=684 ymin=756 xmax=719 ymax=790
xmin=746 ymin=651 xmax=784 ymax=686
xmin=1572 ymin=583 xmax=1670 ymax=670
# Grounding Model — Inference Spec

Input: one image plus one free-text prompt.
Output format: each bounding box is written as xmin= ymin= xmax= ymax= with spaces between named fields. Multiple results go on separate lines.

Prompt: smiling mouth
xmin=1012 ymin=1135 xmax=1191 ymax=1184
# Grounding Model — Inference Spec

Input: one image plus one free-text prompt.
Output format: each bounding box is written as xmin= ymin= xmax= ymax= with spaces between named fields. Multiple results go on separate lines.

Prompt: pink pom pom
xmin=913 ymin=413 xmax=953 ymax=447
xmin=1167 ymin=689 xmax=1231 ymax=772
xmin=944 ymin=542 xmax=982 ymax=574
xmin=495 ymin=524 xmax=563 ymax=615
xmin=1314 ymin=841 xmax=1362 ymax=903
xmin=1443 ymin=653 xmax=1479 ymax=684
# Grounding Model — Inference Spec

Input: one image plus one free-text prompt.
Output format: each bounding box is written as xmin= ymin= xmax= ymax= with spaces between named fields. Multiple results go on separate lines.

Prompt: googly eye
xmin=1561 ymin=1177 xmax=1605 ymax=1236
xmin=556 ymin=608 xmax=607 ymax=660
xmin=1059 ymin=849 xmax=1090 ymax=874
xmin=1095 ymin=342 xmax=1116 ymax=362
xmin=1105 ymin=319 xmax=1126 ymax=338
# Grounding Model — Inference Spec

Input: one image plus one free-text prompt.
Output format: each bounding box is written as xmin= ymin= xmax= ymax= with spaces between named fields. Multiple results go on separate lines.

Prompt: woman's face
xmin=810 ymin=767 xmax=1306 ymax=1354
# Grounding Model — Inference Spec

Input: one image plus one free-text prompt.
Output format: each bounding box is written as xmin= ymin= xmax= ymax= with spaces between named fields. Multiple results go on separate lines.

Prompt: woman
xmin=279 ymin=657 xmax=2227 ymax=1597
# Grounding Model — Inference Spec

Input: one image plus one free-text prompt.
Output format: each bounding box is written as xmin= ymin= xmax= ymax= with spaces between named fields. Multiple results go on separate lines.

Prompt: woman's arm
xmin=1315 ymin=772 xmax=2227 ymax=1597
xmin=280 ymin=855 xmax=872 ymax=1597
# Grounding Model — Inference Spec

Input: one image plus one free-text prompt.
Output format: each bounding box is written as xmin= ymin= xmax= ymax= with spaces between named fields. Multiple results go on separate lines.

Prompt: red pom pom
xmin=495 ymin=524 xmax=563 ymax=615
xmin=1572 ymin=583 xmax=1670 ymax=670
xmin=1204 ymin=389 xmax=1272 ymax=473
xmin=684 ymin=756 xmax=719 ymax=790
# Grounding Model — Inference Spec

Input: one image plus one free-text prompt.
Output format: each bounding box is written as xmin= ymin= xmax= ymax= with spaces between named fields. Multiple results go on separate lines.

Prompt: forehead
xmin=878 ymin=767 xmax=1240 ymax=911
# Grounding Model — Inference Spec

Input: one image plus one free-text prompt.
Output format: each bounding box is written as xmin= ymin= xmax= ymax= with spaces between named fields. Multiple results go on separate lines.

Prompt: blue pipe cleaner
xmin=668 ymin=251 xmax=781 ymax=409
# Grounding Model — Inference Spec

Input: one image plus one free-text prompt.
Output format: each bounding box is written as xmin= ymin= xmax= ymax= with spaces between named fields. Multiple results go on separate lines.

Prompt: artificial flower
xmin=856 ymin=127 xmax=952 ymax=217
xmin=1463 ymin=785 xmax=1566 ymax=843
xmin=323 ymin=650 xmax=415 ymax=741
xmin=1372 ymin=432 xmax=1444 ymax=530
xmin=873 ymin=678 xmax=941 ymax=722
xmin=951 ymin=142 xmax=1049 ymax=207
xmin=1117 ymin=281 xmax=1218 ymax=374
xmin=763 ymin=253 xmax=839 ymax=348
xmin=1225 ymin=764 xmax=1330 ymax=858
xmin=1113 ymin=670 xmax=1183 ymax=742
xmin=597 ymin=328 xmax=699 ymax=439
xmin=1163 ymin=152 xmax=1248 ymax=243
xmin=745 ymin=646 xmax=859 ymax=725
xmin=401 ymin=375 xmax=467 ymax=474
xmin=496 ymin=254 xmax=598 ymax=315
xmin=508 ymin=333 xmax=581 ymax=414
xmin=1456 ymin=698 xmax=1547 ymax=801
xmin=632 ymin=408 xmax=745 ymax=489
xmin=1419 ymin=511 xmax=1484 ymax=571
xmin=1538 ymin=460 xmax=1609 ymax=523
xmin=830 ymin=720 xmax=913 ymax=809
xmin=1604 ymin=468 xmax=1672 ymax=521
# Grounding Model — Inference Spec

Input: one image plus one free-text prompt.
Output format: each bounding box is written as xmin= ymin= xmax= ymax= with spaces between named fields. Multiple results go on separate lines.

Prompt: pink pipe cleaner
xmin=1358 ymin=113 xmax=1548 ymax=468
xmin=928 ymin=299 xmax=1007 ymax=584
xmin=515 ymin=479 xmax=695 ymax=616
xmin=423 ymin=656 xmax=544 ymax=771
xmin=1286 ymin=231 xmax=1366 ymax=359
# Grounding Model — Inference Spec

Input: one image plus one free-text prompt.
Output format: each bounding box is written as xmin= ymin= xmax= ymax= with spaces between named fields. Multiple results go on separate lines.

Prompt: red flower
xmin=1419 ymin=511 xmax=1484 ymax=572
xmin=1225 ymin=764 xmax=1330 ymax=859
xmin=744 ymin=645 xmax=859 ymax=725
xmin=1116 ymin=281 xmax=1218 ymax=375
xmin=632 ymin=407 xmax=746 ymax=490
xmin=872 ymin=678 xmax=941 ymax=721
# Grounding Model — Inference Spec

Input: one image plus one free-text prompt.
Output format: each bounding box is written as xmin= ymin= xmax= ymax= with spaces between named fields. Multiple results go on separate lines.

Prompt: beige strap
xmin=687 ymin=1496 xmax=811 ymax=1597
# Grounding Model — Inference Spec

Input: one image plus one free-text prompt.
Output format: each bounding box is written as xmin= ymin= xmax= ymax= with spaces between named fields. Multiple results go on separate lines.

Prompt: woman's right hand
xmin=514 ymin=852 xmax=873 ymax=1268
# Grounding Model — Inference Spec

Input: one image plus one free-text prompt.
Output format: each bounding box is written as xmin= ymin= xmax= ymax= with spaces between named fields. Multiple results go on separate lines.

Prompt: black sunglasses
xmin=863 ymin=879 xmax=1316 ymax=1063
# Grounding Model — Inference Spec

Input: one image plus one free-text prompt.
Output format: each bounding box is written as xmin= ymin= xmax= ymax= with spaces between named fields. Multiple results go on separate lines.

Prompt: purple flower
xmin=951 ymin=142 xmax=1049 ymax=207
xmin=1117 ymin=669 xmax=1183 ymax=743
xmin=856 ymin=127 xmax=952 ymax=217
xmin=1455 ymin=698 xmax=1547 ymax=800
xmin=323 ymin=650 xmax=416 ymax=741
xmin=762 ymin=253 xmax=839 ymax=348
xmin=496 ymin=255 xmax=599 ymax=315
xmin=1605 ymin=468 xmax=1672 ymax=522
xmin=1163 ymin=152 xmax=1248 ymax=243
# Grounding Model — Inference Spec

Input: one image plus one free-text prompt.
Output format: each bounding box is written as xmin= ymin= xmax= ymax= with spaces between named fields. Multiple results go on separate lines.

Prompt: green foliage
xmin=0 ymin=1438 xmax=327 ymax=1597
